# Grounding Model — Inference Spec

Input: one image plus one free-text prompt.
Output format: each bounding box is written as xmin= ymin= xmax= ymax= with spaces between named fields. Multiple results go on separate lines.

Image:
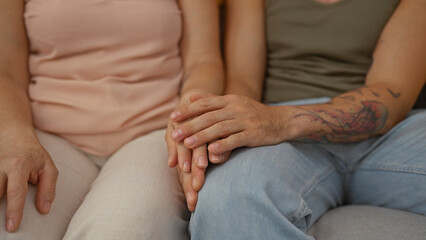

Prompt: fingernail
xmin=183 ymin=161 xmax=190 ymax=172
xmin=172 ymin=129 xmax=183 ymax=140
xmin=184 ymin=136 xmax=196 ymax=147
xmin=7 ymin=219 xmax=15 ymax=232
xmin=197 ymin=156 xmax=208 ymax=168
xmin=43 ymin=201 xmax=51 ymax=213
xmin=210 ymin=154 xmax=220 ymax=163
xmin=170 ymin=111 xmax=180 ymax=120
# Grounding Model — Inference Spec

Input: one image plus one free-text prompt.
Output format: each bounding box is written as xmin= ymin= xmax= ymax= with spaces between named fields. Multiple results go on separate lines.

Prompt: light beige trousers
xmin=0 ymin=129 xmax=190 ymax=240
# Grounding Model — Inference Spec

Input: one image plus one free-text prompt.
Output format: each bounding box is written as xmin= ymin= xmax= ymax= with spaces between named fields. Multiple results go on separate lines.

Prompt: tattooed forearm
xmin=294 ymin=101 xmax=388 ymax=143
xmin=387 ymin=88 xmax=401 ymax=99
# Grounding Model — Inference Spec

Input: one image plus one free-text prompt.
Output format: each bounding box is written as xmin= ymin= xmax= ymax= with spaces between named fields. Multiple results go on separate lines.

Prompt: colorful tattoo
xmin=295 ymin=101 xmax=388 ymax=143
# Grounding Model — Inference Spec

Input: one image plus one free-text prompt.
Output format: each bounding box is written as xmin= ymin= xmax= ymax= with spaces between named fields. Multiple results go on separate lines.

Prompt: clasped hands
xmin=166 ymin=93 xmax=283 ymax=211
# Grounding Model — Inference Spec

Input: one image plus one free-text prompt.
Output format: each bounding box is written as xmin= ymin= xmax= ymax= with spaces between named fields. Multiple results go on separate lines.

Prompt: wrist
xmin=0 ymin=121 xmax=38 ymax=143
xmin=271 ymin=105 xmax=306 ymax=142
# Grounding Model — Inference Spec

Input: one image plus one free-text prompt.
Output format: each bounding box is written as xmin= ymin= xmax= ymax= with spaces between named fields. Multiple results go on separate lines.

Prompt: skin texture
xmin=0 ymin=0 xmax=58 ymax=232
xmin=171 ymin=0 xmax=426 ymax=209
xmin=0 ymin=0 xmax=223 ymax=231
xmin=172 ymin=0 xmax=267 ymax=209
xmin=165 ymin=0 xmax=224 ymax=212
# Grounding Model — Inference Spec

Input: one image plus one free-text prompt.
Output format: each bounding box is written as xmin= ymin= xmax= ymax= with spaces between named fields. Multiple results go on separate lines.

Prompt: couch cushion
xmin=308 ymin=205 xmax=426 ymax=240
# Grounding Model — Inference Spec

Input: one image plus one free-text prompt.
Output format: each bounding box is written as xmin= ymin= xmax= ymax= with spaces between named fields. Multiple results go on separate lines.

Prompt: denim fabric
xmin=189 ymin=98 xmax=426 ymax=240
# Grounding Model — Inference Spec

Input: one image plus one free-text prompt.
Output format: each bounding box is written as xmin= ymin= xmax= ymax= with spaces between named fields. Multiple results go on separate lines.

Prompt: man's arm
xmin=282 ymin=0 xmax=426 ymax=143
xmin=169 ymin=0 xmax=426 ymax=155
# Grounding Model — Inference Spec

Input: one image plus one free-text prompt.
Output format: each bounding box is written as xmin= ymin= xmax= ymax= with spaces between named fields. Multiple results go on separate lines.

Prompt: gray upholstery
xmin=308 ymin=205 xmax=426 ymax=240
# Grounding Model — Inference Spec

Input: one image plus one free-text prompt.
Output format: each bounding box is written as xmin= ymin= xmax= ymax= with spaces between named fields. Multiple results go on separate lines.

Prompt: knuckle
xmin=51 ymin=165 xmax=59 ymax=178
xmin=217 ymin=122 xmax=230 ymax=133
xmin=180 ymin=105 xmax=189 ymax=114
xmin=7 ymin=185 xmax=27 ymax=200
xmin=7 ymin=157 xmax=25 ymax=169
xmin=228 ymin=107 xmax=238 ymax=116
xmin=44 ymin=163 xmax=59 ymax=179
xmin=201 ymin=113 xmax=214 ymax=124
xmin=236 ymin=134 xmax=246 ymax=146
xmin=198 ymin=98 xmax=211 ymax=108
xmin=233 ymin=104 xmax=245 ymax=113
xmin=224 ymin=94 xmax=237 ymax=101
xmin=182 ymin=122 xmax=193 ymax=134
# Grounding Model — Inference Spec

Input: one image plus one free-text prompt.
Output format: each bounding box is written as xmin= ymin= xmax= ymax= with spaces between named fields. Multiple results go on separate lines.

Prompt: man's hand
xmin=170 ymin=94 xmax=285 ymax=159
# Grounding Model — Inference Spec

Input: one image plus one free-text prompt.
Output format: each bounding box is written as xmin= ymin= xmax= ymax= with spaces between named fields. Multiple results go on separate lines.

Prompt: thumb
xmin=165 ymin=129 xmax=178 ymax=167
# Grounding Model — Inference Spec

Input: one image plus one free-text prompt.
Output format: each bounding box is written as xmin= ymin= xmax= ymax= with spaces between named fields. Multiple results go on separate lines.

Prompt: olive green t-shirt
xmin=264 ymin=0 xmax=400 ymax=103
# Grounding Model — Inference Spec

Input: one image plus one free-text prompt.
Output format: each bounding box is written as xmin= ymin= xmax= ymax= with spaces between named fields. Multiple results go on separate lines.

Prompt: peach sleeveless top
xmin=24 ymin=0 xmax=183 ymax=156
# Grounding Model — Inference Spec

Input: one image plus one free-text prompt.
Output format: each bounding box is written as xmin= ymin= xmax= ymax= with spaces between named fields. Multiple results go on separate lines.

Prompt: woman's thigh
xmin=0 ymin=130 xmax=99 ymax=240
xmin=190 ymin=142 xmax=344 ymax=240
xmin=63 ymin=129 xmax=190 ymax=240
xmin=349 ymin=110 xmax=426 ymax=215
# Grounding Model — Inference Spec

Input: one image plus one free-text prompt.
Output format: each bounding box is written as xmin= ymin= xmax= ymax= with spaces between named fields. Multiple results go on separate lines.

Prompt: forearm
xmin=0 ymin=1 xmax=36 ymax=142
xmin=0 ymin=74 xmax=37 ymax=143
xmin=178 ymin=0 xmax=224 ymax=101
xmin=223 ymin=0 xmax=265 ymax=101
xmin=277 ymin=85 xmax=411 ymax=144
xmin=282 ymin=0 xmax=426 ymax=144
xmin=180 ymin=62 xmax=224 ymax=99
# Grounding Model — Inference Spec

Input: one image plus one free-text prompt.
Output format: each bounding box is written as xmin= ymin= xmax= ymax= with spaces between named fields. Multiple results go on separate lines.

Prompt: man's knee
xmin=191 ymin=146 xmax=314 ymax=238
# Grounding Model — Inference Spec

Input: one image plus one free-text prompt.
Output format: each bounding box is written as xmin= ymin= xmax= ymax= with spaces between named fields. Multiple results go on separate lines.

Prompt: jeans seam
xmin=300 ymin=167 xmax=335 ymax=199
xmin=289 ymin=200 xmax=308 ymax=222
xmin=358 ymin=164 xmax=426 ymax=175
xmin=288 ymin=167 xmax=335 ymax=221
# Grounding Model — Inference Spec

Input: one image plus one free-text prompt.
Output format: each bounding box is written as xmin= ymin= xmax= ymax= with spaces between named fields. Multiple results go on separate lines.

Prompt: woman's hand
xmin=0 ymin=135 xmax=58 ymax=232
xmin=170 ymin=94 xmax=288 ymax=160
xmin=166 ymin=94 xmax=210 ymax=211
xmin=167 ymin=123 xmax=208 ymax=211
xmin=166 ymin=121 xmax=209 ymax=172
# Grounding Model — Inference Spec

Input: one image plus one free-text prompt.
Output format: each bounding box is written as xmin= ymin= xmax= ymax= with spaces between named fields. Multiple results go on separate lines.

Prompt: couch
xmin=308 ymin=205 xmax=426 ymax=240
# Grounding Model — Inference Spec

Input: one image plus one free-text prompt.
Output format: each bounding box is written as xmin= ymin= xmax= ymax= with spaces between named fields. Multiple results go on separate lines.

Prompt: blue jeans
xmin=189 ymin=98 xmax=426 ymax=240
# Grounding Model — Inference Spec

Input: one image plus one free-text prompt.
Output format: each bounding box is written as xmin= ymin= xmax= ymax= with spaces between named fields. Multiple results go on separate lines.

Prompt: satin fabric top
xmin=25 ymin=0 xmax=183 ymax=156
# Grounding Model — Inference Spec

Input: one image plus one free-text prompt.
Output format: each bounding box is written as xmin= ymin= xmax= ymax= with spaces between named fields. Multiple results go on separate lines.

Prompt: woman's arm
xmin=0 ymin=0 xmax=58 ymax=232
xmin=169 ymin=0 xmax=426 ymax=157
xmin=178 ymin=0 xmax=224 ymax=98
xmin=223 ymin=0 xmax=265 ymax=100
xmin=165 ymin=0 xmax=224 ymax=211
xmin=0 ymin=0 xmax=33 ymax=138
